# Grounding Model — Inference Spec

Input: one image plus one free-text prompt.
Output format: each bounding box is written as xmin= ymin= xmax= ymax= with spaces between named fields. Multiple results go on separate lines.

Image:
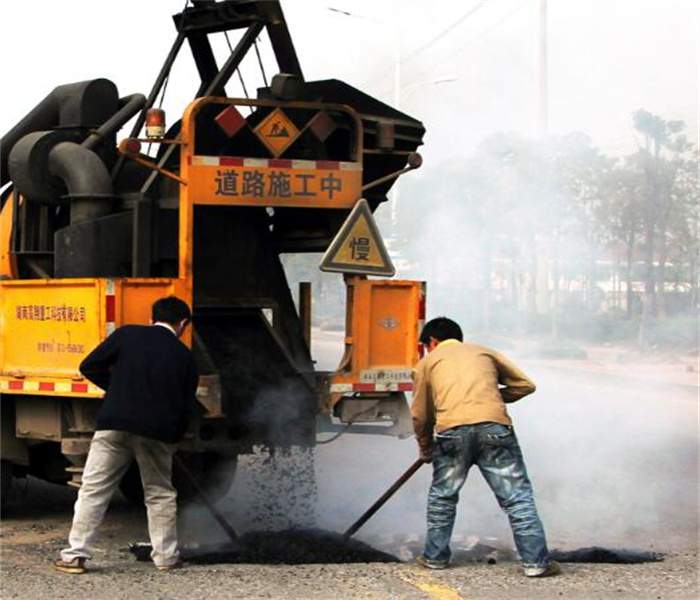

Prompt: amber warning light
xmin=146 ymin=108 xmax=166 ymax=138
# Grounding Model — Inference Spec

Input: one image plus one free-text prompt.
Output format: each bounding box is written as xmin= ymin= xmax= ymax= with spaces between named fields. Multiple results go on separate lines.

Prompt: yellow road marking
xmin=397 ymin=566 xmax=468 ymax=600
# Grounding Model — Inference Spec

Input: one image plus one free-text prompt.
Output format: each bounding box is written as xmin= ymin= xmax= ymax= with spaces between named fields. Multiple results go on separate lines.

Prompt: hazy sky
xmin=0 ymin=0 xmax=698 ymax=168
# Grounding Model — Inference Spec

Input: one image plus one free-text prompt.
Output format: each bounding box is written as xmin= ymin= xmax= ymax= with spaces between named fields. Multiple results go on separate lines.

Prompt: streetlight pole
xmin=390 ymin=77 xmax=458 ymax=234
xmin=327 ymin=7 xmax=402 ymax=233
xmin=539 ymin=0 xmax=549 ymax=137
xmin=326 ymin=8 xmax=457 ymax=261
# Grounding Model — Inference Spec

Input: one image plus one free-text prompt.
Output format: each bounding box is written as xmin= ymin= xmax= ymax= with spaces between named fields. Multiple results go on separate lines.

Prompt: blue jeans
xmin=424 ymin=422 xmax=550 ymax=569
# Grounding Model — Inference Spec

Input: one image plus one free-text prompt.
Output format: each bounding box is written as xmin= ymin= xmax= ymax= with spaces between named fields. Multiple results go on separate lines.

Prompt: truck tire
xmin=118 ymin=453 xmax=238 ymax=505
xmin=1 ymin=460 xmax=14 ymax=511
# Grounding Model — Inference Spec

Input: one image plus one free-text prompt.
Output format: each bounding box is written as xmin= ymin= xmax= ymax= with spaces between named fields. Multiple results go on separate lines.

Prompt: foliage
xmin=280 ymin=110 xmax=696 ymax=350
xmin=391 ymin=110 xmax=697 ymax=348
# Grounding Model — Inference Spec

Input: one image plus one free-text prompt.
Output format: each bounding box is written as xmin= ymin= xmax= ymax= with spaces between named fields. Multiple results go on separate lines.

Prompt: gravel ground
xmin=1 ymin=479 xmax=697 ymax=600
xmin=2 ymin=347 xmax=698 ymax=599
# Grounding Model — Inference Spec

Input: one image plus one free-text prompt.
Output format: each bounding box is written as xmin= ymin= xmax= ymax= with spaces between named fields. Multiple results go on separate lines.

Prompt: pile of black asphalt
xmin=550 ymin=547 xmax=664 ymax=564
xmin=129 ymin=528 xmax=399 ymax=565
xmin=130 ymin=534 xmax=663 ymax=566
xmin=449 ymin=542 xmax=664 ymax=565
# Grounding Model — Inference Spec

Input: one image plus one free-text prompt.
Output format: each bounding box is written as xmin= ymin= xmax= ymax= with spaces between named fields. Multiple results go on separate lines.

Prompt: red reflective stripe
xmin=316 ymin=160 xmax=339 ymax=170
xmin=353 ymin=383 xmax=376 ymax=392
xmin=268 ymin=159 xmax=292 ymax=169
xmin=397 ymin=383 xmax=413 ymax=391
xmin=220 ymin=156 xmax=244 ymax=167
xmin=71 ymin=383 xmax=88 ymax=393
xmin=105 ymin=295 xmax=116 ymax=322
xmin=8 ymin=380 xmax=23 ymax=390
xmin=39 ymin=382 xmax=55 ymax=391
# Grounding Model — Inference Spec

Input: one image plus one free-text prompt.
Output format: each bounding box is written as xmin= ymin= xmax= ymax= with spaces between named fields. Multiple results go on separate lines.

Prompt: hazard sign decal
xmin=320 ymin=199 xmax=395 ymax=276
xmin=254 ymin=108 xmax=300 ymax=157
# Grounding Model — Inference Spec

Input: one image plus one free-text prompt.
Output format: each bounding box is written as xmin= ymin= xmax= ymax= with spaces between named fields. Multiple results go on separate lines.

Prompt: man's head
xmin=151 ymin=296 xmax=192 ymax=337
xmin=419 ymin=317 xmax=463 ymax=353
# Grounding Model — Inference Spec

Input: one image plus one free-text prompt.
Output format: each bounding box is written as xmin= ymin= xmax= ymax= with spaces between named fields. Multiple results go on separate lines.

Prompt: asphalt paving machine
xmin=0 ymin=0 xmax=426 ymax=505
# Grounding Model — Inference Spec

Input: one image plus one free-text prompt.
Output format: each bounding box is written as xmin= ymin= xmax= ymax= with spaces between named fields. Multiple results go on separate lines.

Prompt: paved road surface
xmin=1 ymin=332 xmax=697 ymax=599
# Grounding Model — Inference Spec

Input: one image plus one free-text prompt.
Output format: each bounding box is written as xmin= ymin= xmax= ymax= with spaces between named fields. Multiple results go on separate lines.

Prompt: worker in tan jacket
xmin=411 ymin=317 xmax=559 ymax=577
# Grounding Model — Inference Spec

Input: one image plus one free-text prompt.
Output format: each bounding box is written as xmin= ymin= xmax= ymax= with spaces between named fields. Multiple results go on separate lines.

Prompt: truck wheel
xmin=1 ymin=460 xmax=14 ymax=511
xmin=118 ymin=454 xmax=238 ymax=506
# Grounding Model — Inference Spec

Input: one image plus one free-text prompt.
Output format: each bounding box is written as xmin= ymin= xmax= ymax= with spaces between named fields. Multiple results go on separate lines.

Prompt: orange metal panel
xmin=0 ymin=277 xmax=191 ymax=397
xmin=0 ymin=192 xmax=18 ymax=279
xmin=331 ymin=277 xmax=423 ymax=389
xmin=0 ymin=279 xmax=106 ymax=379
xmin=118 ymin=278 xmax=177 ymax=325
xmin=368 ymin=283 xmax=419 ymax=367
xmin=118 ymin=278 xmax=192 ymax=347
xmin=180 ymin=96 xmax=364 ymax=210
xmin=187 ymin=161 xmax=362 ymax=209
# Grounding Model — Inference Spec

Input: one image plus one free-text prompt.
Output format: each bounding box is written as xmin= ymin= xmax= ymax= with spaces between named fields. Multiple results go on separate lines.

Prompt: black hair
xmin=151 ymin=296 xmax=192 ymax=326
xmin=419 ymin=317 xmax=463 ymax=344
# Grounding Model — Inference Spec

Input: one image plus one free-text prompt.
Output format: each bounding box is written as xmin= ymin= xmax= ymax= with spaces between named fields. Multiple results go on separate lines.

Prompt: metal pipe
xmin=262 ymin=1 xmax=304 ymax=80
xmin=343 ymin=459 xmax=424 ymax=537
xmin=173 ymin=454 xmax=238 ymax=543
xmin=205 ymin=22 xmax=264 ymax=97
xmin=130 ymin=32 xmax=186 ymax=139
xmin=83 ymin=93 xmax=147 ymax=150
xmin=0 ymin=94 xmax=58 ymax=188
xmin=47 ymin=142 xmax=113 ymax=223
xmin=112 ymin=32 xmax=186 ymax=179
xmin=1 ymin=79 xmax=120 ymax=188
xmin=299 ymin=281 xmax=312 ymax=349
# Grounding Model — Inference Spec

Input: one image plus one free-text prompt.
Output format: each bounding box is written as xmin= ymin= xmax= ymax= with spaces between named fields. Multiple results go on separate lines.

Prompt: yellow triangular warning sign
xmin=254 ymin=108 xmax=300 ymax=157
xmin=320 ymin=199 xmax=395 ymax=276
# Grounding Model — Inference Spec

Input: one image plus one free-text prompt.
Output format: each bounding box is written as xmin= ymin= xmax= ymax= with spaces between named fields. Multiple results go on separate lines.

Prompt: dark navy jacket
xmin=80 ymin=324 xmax=199 ymax=443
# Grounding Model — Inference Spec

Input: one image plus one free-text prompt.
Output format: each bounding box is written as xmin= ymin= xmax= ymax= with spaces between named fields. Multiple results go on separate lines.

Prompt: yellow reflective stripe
xmin=397 ymin=568 xmax=467 ymax=600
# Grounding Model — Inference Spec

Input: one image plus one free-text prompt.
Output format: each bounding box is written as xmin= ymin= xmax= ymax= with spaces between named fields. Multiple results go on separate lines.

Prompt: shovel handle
xmin=343 ymin=458 xmax=425 ymax=538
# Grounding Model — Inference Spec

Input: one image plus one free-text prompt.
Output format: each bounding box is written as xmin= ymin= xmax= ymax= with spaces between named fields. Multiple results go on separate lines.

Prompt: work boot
xmin=524 ymin=560 xmax=562 ymax=577
xmin=53 ymin=557 xmax=87 ymax=574
xmin=415 ymin=555 xmax=449 ymax=570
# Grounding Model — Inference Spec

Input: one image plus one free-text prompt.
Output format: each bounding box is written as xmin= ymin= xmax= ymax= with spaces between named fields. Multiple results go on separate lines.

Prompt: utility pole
xmin=539 ymin=0 xmax=549 ymax=138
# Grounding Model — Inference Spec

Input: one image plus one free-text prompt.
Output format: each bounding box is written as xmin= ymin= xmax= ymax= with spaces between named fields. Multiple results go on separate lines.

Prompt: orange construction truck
xmin=0 ymin=0 xmax=426 ymax=506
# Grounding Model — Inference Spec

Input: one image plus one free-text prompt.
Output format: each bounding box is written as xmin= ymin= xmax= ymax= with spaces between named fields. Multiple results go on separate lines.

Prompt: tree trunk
xmin=550 ymin=233 xmax=560 ymax=340
xmin=527 ymin=233 xmax=538 ymax=323
xmin=481 ymin=240 xmax=493 ymax=333
xmin=508 ymin=241 xmax=521 ymax=330
xmin=656 ymin=203 xmax=671 ymax=319
xmin=690 ymin=252 xmax=698 ymax=314
xmin=625 ymin=226 xmax=635 ymax=319
xmin=638 ymin=224 xmax=655 ymax=346
xmin=657 ymin=233 xmax=668 ymax=319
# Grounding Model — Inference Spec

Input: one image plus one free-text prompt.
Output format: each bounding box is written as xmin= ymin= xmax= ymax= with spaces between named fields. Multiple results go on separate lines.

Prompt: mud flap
xmin=0 ymin=400 xmax=29 ymax=466
xmin=334 ymin=393 xmax=413 ymax=439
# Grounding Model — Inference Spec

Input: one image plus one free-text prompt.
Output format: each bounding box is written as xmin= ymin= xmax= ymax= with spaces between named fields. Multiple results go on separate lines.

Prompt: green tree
xmin=631 ymin=109 xmax=693 ymax=343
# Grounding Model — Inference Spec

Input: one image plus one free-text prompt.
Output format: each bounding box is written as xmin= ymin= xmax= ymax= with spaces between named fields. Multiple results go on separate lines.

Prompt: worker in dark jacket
xmin=54 ymin=296 xmax=199 ymax=574
xmin=411 ymin=317 xmax=559 ymax=577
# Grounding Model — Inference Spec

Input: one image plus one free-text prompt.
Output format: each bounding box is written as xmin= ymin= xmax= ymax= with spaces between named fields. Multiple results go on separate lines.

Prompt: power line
xmin=360 ymin=1 xmax=490 ymax=90
xmin=403 ymin=1 xmax=490 ymax=67
xmin=369 ymin=0 xmax=532 ymax=98
xmin=406 ymin=0 xmax=532 ymax=89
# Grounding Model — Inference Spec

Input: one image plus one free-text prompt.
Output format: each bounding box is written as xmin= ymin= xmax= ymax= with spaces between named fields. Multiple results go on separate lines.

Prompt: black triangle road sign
xmin=320 ymin=199 xmax=395 ymax=276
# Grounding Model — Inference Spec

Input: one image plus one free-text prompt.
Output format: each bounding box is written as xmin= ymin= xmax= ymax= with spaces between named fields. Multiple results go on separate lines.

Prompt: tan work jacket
xmin=411 ymin=340 xmax=536 ymax=456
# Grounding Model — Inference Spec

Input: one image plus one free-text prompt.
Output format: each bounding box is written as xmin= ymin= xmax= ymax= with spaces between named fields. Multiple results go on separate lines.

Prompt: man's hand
xmin=420 ymin=447 xmax=433 ymax=464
